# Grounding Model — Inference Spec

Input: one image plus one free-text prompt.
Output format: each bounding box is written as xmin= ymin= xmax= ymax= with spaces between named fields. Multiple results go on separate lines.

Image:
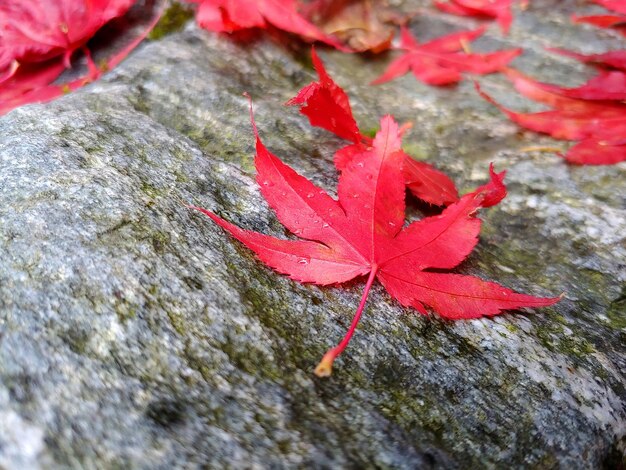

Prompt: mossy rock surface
xmin=0 ymin=1 xmax=624 ymax=468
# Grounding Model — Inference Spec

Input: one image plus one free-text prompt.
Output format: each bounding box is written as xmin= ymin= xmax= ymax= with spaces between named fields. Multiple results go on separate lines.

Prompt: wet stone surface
xmin=0 ymin=1 xmax=624 ymax=468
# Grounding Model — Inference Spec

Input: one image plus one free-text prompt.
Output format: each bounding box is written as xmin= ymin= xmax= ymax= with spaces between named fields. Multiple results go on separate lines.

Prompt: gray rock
xmin=0 ymin=1 xmax=624 ymax=468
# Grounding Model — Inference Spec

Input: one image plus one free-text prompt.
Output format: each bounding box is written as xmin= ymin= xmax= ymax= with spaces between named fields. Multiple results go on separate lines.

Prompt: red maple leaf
xmin=543 ymin=47 xmax=626 ymax=101
xmin=0 ymin=61 xmax=67 ymax=112
xmin=564 ymin=138 xmax=626 ymax=165
xmin=572 ymin=0 xmax=626 ymax=37
xmin=532 ymin=70 xmax=626 ymax=101
xmin=371 ymin=26 xmax=521 ymax=86
xmin=548 ymin=47 xmax=626 ymax=72
xmin=186 ymin=0 xmax=343 ymax=48
xmin=191 ymin=97 xmax=559 ymax=376
xmin=0 ymin=54 xmax=98 ymax=116
xmin=591 ymin=0 xmax=626 ymax=13
xmin=511 ymin=57 xmax=626 ymax=101
xmin=0 ymin=0 xmax=135 ymax=72
xmin=0 ymin=2 xmax=161 ymax=115
xmin=477 ymin=68 xmax=626 ymax=165
xmin=434 ymin=0 xmax=527 ymax=34
xmin=287 ymin=48 xmax=459 ymax=206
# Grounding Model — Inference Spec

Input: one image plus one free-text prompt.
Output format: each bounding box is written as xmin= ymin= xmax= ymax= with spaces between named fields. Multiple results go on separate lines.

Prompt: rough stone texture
xmin=0 ymin=1 xmax=625 ymax=468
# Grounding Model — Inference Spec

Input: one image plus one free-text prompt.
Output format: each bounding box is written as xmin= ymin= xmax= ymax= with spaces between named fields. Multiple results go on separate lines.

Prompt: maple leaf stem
xmin=314 ymin=265 xmax=379 ymax=377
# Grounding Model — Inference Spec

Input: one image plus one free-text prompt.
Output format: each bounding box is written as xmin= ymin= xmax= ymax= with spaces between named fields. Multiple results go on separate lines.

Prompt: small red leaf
xmin=289 ymin=49 xmax=460 ymax=206
xmin=504 ymin=65 xmax=626 ymax=101
xmin=286 ymin=48 xmax=361 ymax=144
xmin=477 ymin=82 xmax=626 ymax=141
xmin=548 ymin=47 xmax=626 ymax=72
xmin=572 ymin=0 xmax=626 ymax=37
xmin=434 ymin=0 xmax=523 ymax=34
xmin=371 ymin=26 xmax=521 ymax=86
xmin=477 ymin=69 xmax=626 ymax=165
xmin=572 ymin=14 xmax=626 ymax=35
xmin=591 ymin=0 xmax=626 ymax=14
xmin=563 ymin=139 xmax=626 ymax=165
xmin=533 ymin=71 xmax=626 ymax=101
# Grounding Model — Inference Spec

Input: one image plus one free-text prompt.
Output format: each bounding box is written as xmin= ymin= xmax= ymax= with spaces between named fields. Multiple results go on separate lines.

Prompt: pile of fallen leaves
xmin=4 ymin=1 xmax=623 ymax=163
xmin=4 ymin=0 xmax=625 ymax=375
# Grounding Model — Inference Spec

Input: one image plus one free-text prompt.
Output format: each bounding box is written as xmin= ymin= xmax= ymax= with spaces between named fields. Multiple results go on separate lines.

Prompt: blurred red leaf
xmin=548 ymin=47 xmax=626 ymax=72
xmin=591 ymin=0 xmax=626 ymax=14
xmin=572 ymin=0 xmax=626 ymax=37
xmin=566 ymin=138 xmax=626 ymax=165
xmin=0 ymin=0 xmax=135 ymax=71
xmin=371 ymin=26 xmax=520 ymax=86
xmin=434 ymin=0 xmax=526 ymax=34
xmin=186 ymin=0 xmax=343 ymax=48
xmin=477 ymin=68 xmax=626 ymax=165
xmin=0 ymin=1 xmax=161 ymax=115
